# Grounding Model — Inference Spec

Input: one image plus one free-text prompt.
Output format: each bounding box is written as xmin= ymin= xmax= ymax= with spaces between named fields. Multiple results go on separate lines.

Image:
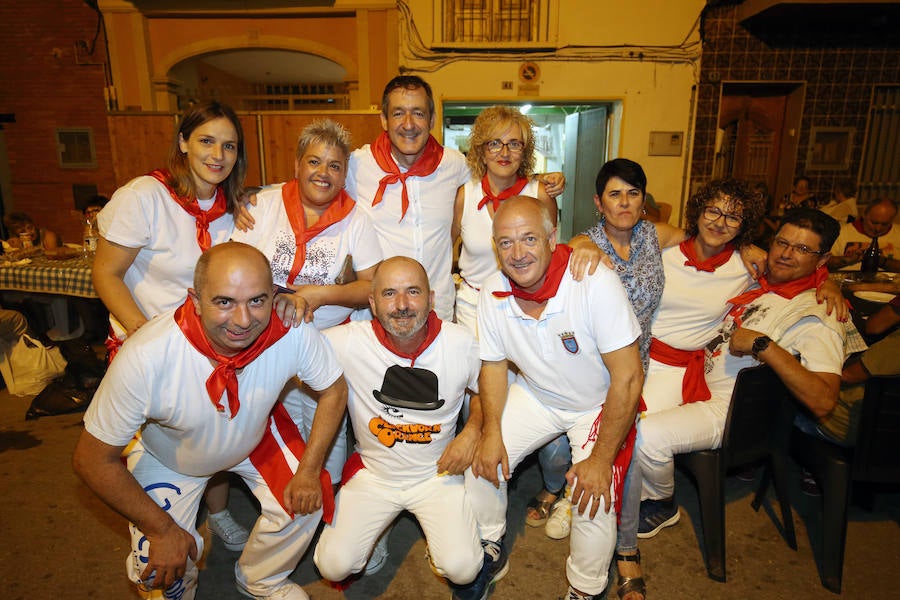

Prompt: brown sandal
xmin=614 ymin=550 xmax=646 ymax=600
xmin=525 ymin=489 xmax=558 ymax=527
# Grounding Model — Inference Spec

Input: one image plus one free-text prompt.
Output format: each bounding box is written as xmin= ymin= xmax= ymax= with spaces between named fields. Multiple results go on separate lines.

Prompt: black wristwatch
xmin=751 ymin=335 xmax=772 ymax=360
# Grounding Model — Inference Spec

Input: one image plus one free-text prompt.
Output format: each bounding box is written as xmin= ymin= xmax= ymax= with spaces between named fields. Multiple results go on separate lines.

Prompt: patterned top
xmin=584 ymin=218 xmax=665 ymax=372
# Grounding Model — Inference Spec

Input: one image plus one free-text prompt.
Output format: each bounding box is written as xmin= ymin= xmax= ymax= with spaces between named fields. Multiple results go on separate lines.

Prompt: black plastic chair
xmin=789 ymin=376 xmax=900 ymax=593
xmin=674 ymin=363 xmax=798 ymax=582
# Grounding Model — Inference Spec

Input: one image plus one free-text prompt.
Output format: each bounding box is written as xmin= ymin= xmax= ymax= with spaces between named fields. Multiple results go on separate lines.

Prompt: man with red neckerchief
xmin=463 ymin=196 xmax=643 ymax=600
xmin=313 ymin=256 xmax=484 ymax=591
xmin=639 ymin=209 xmax=853 ymax=524
xmin=74 ymin=243 xmax=347 ymax=600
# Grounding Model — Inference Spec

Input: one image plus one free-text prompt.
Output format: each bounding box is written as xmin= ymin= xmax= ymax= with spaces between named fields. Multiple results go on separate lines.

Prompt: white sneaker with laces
xmin=545 ymin=497 xmax=572 ymax=540
xmin=207 ymin=509 xmax=249 ymax=552
xmin=364 ymin=531 xmax=390 ymax=576
xmin=237 ymin=581 xmax=309 ymax=599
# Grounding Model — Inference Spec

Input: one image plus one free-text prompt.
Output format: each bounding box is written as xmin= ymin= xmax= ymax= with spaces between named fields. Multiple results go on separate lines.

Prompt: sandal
xmin=525 ymin=489 xmax=559 ymax=527
xmin=614 ymin=550 xmax=646 ymax=600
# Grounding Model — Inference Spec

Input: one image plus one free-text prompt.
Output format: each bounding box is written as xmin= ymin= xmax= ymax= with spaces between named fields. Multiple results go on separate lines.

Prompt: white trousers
xmin=314 ymin=468 xmax=482 ymax=584
xmin=464 ymin=382 xmax=617 ymax=596
xmin=281 ymin=378 xmax=348 ymax=484
xmin=125 ymin=438 xmax=322 ymax=598
xmin=637 ymin=395 xmax=730 ymax=500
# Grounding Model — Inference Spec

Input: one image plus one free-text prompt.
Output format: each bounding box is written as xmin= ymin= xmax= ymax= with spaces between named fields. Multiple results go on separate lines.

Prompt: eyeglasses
xmin=703 ymin=205 xmax=743 ymax=228
xmin=772 ymin=237 xmax=826 ymax=256
xmin=485 ymin=139 xmax=525 ymax=154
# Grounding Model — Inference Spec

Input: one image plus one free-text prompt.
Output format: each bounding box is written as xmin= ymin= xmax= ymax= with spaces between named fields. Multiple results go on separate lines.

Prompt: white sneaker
xmin=237 ymin=581 xmax=309 ymax=600
xmin=207 ymin=509 xmax=250 ymax=552
xmin=545 ymin=497 xmax=572 ymax=540
xmin=364 ymin=531 xmax=390 ymax=576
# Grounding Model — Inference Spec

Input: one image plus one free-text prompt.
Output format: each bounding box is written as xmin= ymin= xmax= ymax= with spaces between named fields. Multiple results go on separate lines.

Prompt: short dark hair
xmin=595 ymin=158 xmax=647 ymax=197
xmin=779 ymin=208 xmax=840 ymax=251
xmin=381 ymin=75 xmax=434 ymax=118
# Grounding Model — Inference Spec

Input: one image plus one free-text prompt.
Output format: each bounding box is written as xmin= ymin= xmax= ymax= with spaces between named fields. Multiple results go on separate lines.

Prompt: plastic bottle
xmin=860 ymin=235 xmax=880 ymax=275
xmin=83 ymin=216 xmax=98 ymax=257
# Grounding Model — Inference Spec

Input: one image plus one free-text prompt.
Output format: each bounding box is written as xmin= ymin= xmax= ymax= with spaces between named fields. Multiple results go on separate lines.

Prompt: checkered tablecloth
xmin=0 ymin=253 xmax=97 ymax=298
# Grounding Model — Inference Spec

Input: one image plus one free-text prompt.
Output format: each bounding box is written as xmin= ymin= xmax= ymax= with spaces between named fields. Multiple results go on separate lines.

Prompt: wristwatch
xmin=751 ymin=335 xmax=772 ymax=360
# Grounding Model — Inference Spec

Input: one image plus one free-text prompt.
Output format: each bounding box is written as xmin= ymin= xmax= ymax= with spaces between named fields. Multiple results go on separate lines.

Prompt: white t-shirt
xmin=831 ymin=221 xmax=900 ymax=270
xmin=706 ymin=288 xmax=846 ymax=402
xmin=477 ymin=262 xmax=640 ymax=412
xmin=84 ymin=309 xmax=342 ymax=477
xmin=323 ymin=320 xmax=480 ymax=481
xmin=346 ymin=145 xmax=470 ymax=321
xmin=457 ymin=177 xmax=541 ymax=291
xmin=98 ymin=175 xmax=234 ymax=333
xmin=231 ymin=183 xmax=383 ymax=329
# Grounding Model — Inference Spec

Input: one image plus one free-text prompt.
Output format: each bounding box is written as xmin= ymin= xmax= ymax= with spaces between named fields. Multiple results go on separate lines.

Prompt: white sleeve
xmin=476 ymin=284 xmax=508 ymax=362
xmin=349 ymin=209 xmax=384 ymax=271
xmin=589 ymin=268 xmax=641 ymax=354
xmin=779 ymin=316 xmax=844 ymax=376
xmin=293 ymin=322 xmax=344 ymax=391
xmin=98 ymin=182 xmax=153 ymax=249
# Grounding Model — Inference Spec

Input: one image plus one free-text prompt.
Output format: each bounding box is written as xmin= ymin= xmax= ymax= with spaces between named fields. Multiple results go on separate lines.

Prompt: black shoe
xmin=450 ymin=540 xmax=509 ymax=600
xmin=637 ymin=498 xmax=680 ymax=539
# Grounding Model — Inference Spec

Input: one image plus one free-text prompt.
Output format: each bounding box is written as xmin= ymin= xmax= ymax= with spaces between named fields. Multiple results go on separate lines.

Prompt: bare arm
xmin=865 ymin=300 xmax=900 ymax=336
xmin=286 ymin=376 xmax=348 ymax=515
xmin=291 ymin=262 xmax=379 ymax=321
xmin=42 ymin=230 xmax=61 ymax=250
xmin=729 ymin=327 xmax=840 ymax=418
xmin=653 ymin=222 xmax=688 ymax=248
xmin=72 ymin=431 xmax=197 ymax=589
xmin=566 ymin=341 xmax=642 ymax=519
xmin=92 ymin=237 xmax=147 ymax=336
xmin=471 ymin=359 xmax=510 ymax=486
xmin=451 ymin=185 xmax=465 ymax=245
xmin=437 ymin=390 xmax=483 ymax=475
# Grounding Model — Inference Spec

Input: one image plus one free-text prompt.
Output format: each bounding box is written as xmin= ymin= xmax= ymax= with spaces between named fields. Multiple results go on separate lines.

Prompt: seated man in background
xmin=828 ymin=198 xmax=900 ymax=271
xmin=73 ymin=242 xmax=348 ymax=600
xmin=638 ymin=209 xmax=853 ymax=534
xmin=314 ymin=257 xmax=483 ymax=590
xmin=3 ymin=211 xmax=60 ymax=251
xmin=465 ymin=196 xmax=643 ymax=600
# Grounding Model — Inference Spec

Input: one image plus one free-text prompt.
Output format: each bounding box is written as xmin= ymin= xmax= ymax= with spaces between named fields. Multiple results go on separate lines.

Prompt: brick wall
xmin=0 ymin=0 xmax=116 ymax=243
xmin=691 ymin=5 xmax=900 ymax=205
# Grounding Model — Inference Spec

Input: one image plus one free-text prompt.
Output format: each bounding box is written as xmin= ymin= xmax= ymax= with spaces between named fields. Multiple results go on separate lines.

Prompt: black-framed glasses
xmin=703 ymin=205 xmax=743 ymax=228
xmin=772 ymin=237 xmax=826 ymax=256
xmin=485 ymin=139 xmax=525 ymax=154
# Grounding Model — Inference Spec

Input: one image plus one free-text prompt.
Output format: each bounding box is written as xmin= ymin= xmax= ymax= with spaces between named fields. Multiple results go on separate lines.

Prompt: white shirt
xmin=346 ymin=145 xmax=470 ymax=320
xmin=477 ymin=262 xmax=640 ymax=412
xmin=98 ymin=175 xmax=234 ymax=334
xmin=231 ymin=183 xmax=383 ymax=329
xmin=324 ymin=320 xmax=480 ymax=481
xmin=84 ymin=310 xmax=342 ymax=476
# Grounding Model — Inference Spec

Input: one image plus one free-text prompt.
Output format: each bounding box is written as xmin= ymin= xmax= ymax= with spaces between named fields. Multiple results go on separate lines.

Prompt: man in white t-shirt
xmin=463 ymin=196 xmax=643 ymax=600
xmin=313 ymin=256 xmax=484 ymax=591
xmin=638 ymin=208 xmax=849 ymax=537
xmin=73 ymin=243 xmax=348 ymax=600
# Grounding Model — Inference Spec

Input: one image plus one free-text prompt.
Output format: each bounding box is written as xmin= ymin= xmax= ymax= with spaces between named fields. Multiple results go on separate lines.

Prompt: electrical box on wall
xmin=648 ymin=131 xmax=684 ymax=156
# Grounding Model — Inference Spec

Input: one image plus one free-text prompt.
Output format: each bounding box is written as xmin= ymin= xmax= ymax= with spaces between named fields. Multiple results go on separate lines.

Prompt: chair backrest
xmin=657 ymin=202 xmax=673 ymax=225
xmin=721 ymin=363 xmax=794 ymax=468
xmin=852 ymin=377 xmax=900 ymax=482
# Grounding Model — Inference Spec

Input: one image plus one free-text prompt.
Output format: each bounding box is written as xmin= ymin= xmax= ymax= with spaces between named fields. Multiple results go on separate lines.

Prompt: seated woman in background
xmin=4 ymin=212 xmax=60 ymax=251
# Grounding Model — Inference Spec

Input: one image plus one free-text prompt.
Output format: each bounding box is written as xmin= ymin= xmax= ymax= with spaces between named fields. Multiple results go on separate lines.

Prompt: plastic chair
xmin=789 ymin=376 xmax=900 ymax=593
xmin=674 ymin=363 xmax=798 ymax=582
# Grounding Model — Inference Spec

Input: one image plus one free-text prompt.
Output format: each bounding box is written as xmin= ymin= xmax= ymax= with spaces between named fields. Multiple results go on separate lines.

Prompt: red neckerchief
xmin=478 ymin=175 xmax=529 ymax=211
xmin=727 ymin=266 xmax=828 ymax=317
xmin=370 ymin=311 xmax=442 ymax=367
xmin=149 ymin=169 xmax=227 ymax=251
xmin=853 ymin=219 xmax=891 ymax=237
xmin=649 ymin=338 xmax=710 ymax=404
xmin=281 ymin=179 xmax=355 ymax=285
xmin=370 ymin=132 xmax=444 ymax=221
xmin=492 ymin=244 xmax=573 ymax=304
xmin=175 ymin=297 xmax=289 ymax=418
xmin=680 ymin=237 xmax=735 ymax=272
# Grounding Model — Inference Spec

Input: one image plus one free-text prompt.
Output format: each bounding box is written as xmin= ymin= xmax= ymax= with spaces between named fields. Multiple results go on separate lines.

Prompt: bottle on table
xmin=860 ymin=235 xmax=881 ymax=275
xmin=83 ymin=215 xmax=98 ymax=257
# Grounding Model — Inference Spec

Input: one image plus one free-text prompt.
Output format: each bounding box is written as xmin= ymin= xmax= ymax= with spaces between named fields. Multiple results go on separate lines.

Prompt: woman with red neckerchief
xmin=92 ymin=101 xmax=251 ymax=555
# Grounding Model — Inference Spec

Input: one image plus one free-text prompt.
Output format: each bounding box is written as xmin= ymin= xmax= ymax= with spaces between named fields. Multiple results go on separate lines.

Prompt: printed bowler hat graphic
xmin=373 ymin=364 xmax=445 ymax=411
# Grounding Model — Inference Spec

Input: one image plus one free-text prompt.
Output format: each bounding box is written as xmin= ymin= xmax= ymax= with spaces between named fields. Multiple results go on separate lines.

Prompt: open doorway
xmin=442 ymin=102 xmax=618 ymax=239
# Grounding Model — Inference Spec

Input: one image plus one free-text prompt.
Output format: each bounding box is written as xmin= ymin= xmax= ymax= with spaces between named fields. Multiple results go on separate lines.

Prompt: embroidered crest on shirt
xmin=559 ymin=331 xmax=579 ymax=354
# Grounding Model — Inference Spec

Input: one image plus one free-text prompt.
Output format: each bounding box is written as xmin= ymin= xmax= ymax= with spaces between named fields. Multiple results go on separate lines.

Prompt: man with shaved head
xmin=74 ymin=242 xmax=347 ymax=600
xmin=828 ymin=198 xmax=900 ymax=271
xmin=313 ymin=256 xmax=485 ymax=591
xmin=461 ymin=196 xmax=643 ymax=600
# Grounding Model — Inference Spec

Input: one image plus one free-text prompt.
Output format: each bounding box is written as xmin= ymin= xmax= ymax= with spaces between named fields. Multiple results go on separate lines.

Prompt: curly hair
xmin=166 ymin=101 xmax=247 ymax=213
xmin=684 ymin=179 xmax=765 ymax=248
xmin=295 ymin=119 xmax=352 ymax=162
xmin=466 ymin=106 xmax=537 ymax=181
